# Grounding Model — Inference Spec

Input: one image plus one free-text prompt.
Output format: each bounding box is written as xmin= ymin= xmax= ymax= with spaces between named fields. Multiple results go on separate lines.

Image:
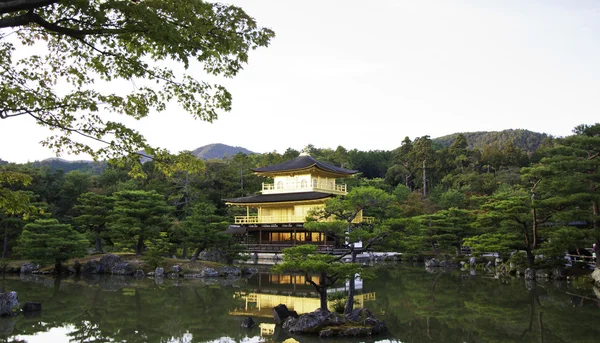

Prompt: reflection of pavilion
xmin=229 ymin=272 xmax=376 ymax=318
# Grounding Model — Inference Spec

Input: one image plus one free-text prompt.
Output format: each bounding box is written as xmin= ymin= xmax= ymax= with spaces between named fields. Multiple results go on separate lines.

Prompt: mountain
xmin=190 ymin=143 xmax=256 ymax=160
xmin=433 ymin=129 xmax=551 ymax=154
xmin=29 ymin=158 xmax=106 ymax=174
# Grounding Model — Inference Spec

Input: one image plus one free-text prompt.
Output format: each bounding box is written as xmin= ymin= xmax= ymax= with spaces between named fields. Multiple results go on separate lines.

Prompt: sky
xmin=1 ymin=0 xmax=599 ymax=163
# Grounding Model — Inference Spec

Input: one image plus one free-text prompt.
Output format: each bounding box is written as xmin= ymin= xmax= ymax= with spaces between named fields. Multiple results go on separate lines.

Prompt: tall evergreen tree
xmin=108 ymin=190 xmax=173 ymax=255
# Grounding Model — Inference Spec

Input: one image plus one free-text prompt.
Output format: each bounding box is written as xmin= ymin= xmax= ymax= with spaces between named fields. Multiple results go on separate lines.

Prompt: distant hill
xmin=29 ymin=158 xmax=106 ymax=174
xmin=433 ymin=129 xmax=551 ymax=154
xmin=191 ymin=143 xmax=255 ymax=160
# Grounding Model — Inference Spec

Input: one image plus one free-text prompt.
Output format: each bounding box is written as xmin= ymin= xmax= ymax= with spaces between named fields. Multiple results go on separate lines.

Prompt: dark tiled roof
xmin=252 ymin=155 xmax=357 ymax=175
xmin=223 ymin=191 xmax=335 ymax=204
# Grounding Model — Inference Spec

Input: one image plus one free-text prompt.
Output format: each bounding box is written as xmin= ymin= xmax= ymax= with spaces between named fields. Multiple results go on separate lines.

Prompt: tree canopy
xmin=0 ymin=0 xmax=274 ymax=172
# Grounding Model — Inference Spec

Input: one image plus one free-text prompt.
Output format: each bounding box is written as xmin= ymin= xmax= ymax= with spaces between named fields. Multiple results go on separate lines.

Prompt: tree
xmin=73 ymin=192 xmax=113 ymax=253
xmin=411 ymin=208 xmax=476 ymax=258
xmin=15 ymin=219 xmax=88 ymax=272
xmin=306 ymin=186 xmax=393 ymax=314
xmin=0 ymin=167 xmax=35 ymax=216
xmin=108 ymin=190 xmax=173 ymax=255
xmin=180 ymin=202 xmax=229 ymax=262
xmin=271 ymin=245 xmax=361 ymax=311
xmin=531 ymin=123 xmax=600 ymax=266
xmin=0 ymin=0 xmax=274 ymax=173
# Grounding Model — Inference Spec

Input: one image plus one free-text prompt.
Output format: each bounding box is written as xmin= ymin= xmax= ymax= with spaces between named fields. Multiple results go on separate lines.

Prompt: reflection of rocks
xmin=282 ymin=308 xmax=387 ymax=337
xmin=425 ymin=259 xmax=438 ymax=268
xmin=135 ymin=270 xmax=145 ymax=279
xmin=524 ymin=268 xmax=536 ymax=280
xmin=0 ymin=315 xmax=17 ymax=335
xmin=241 ymin=316 xmax=255 ymax=328
xmin=591 ymin=269 xmax=600 ymax=287
xmin=0 ymin=291 xmax=19 ymax=316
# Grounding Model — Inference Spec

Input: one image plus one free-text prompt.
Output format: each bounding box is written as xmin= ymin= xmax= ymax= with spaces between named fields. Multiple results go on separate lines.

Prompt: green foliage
xmin=143 ymin=238 xmax=172 ymax=269
xmin=1 ymin=0 xmax=274 ymax=174
xmin=433 ymin=129 xmax=550 ymax=154
xmin=108 ymin=190 xmax=173 ymax=255
xmin=73 ymin=192 xmax=113 ymax=252
xmin=15 ymin=219 xmax=88 ymax=269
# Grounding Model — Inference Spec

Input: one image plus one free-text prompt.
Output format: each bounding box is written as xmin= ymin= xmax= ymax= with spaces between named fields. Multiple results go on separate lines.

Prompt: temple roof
xmin=252 ymin=154 xmax=357 ymax=176
xmin=224 ymin=191 xmax=335 ymax=204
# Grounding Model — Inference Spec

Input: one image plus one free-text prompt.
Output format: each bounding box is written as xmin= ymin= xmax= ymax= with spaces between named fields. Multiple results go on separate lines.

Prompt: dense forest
xmin=0 ymin=125 xmax=598 ymax=270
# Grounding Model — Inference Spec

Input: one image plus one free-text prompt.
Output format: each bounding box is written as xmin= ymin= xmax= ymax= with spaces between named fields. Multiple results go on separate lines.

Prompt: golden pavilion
xmin=223 ymin=152 xmax=372 ymax=252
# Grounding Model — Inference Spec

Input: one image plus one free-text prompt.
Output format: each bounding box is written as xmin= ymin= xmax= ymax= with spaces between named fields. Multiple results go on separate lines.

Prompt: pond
xmin=0 ymin=264 xmax=598 ymax=343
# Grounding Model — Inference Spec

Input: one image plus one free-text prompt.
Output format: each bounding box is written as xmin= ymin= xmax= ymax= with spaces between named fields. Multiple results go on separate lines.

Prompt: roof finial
xmin=299 ymin=146 xmax=311 ymax=156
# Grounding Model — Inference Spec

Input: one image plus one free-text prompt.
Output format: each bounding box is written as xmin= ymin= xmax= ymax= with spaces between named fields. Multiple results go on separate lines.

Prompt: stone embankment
xmin=6 ymin=254 xmax=257 ymax=279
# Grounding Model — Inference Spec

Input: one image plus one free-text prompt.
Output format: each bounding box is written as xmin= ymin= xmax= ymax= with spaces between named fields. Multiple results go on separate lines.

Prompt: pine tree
xmin=73 ymin=192 xmax=114 ymax=253
xmin=16 ymin=219 xmax=88 ymax=273
xmin=108 ymin=190 xmax=173 ymax=255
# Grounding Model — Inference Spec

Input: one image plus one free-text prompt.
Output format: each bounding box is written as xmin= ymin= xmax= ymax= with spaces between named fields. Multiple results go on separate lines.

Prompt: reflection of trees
xmin=0 ymin=276 xmax=247 ymax=343
xmin=369 ymin=266 xmax=600 ymax=343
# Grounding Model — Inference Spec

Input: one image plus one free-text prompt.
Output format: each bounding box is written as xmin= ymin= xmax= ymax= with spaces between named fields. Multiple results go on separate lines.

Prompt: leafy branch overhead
xmin=0 ymin=0 xmax=274 ymax=171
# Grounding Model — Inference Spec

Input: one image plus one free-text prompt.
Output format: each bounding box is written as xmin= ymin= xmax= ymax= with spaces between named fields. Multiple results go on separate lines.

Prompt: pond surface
xmin=0 ymin=265 xmax=599 ymax=343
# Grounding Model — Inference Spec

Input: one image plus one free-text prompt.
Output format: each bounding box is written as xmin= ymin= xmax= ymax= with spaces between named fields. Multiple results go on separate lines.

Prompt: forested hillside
xmin=433 ymin=129 xmax=551 ymax=154
xmin=28 ymin=158 xmax=106 ymax=174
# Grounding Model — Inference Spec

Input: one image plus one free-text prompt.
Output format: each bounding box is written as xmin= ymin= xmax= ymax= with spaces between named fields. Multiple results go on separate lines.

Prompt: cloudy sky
xmin=1 ymin=0 xmax=599 ymax=162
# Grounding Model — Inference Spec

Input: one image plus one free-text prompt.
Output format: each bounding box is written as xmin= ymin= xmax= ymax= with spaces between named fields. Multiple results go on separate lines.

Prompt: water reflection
xmin=0 ymin=266 xmax=597 ymax=342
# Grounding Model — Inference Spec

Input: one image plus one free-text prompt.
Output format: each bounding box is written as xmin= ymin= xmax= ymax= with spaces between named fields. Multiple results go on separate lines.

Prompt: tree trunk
xmin=55 ymin=259 xmax=62 ymax=274
xmin=422 ymin=160 xmax=427 ymax=196
xmin=344 ymin=249 xmax=358 ymax=314
xmin=190 ymin=244 xmax=206 ymax=262
xmin=525 ymin=247 xmax=535 ymax=266
xmin=135 ymin=235 xmax=144 ymax=256
xmin=94 ymin=232 xmax=103 ymax=253
xmin=532 ymin=209 xmax=538 ymax=249
xmin=182 ymin=244 xmax=188 ymax=259
xmin=319 ymin=272 xmax=328 ymax=311
xmin=2 ymin=227 xmax=8 ymax=259
xmin=431 ymin=242 xmax=442 ymax=259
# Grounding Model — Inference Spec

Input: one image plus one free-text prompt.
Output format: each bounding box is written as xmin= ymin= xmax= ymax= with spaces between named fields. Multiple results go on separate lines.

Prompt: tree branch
xmin=0 ymin=0 xmax=59 ymax=15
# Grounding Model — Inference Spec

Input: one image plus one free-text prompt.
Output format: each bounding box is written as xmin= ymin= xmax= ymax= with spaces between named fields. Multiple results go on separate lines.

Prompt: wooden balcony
xmin=234 ymin=215 xmax=376 ymax=225
xmin=261 ymin=182 xmax=347 ymax=195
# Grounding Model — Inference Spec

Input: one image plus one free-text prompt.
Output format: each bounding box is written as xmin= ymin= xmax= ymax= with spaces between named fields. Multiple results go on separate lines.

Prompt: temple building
xmin=223 ymin=152 xmax=373 ymax=252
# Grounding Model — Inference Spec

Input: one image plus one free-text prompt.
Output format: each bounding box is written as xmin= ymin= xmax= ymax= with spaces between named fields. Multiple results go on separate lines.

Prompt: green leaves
xmin=1 ymin=0 xmax=274 ymax=169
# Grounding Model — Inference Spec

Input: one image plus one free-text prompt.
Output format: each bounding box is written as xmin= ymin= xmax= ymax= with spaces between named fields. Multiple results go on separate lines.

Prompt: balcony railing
xmin=262 ymin=182 xmax=347 ymax=195
xmin=234 ymin=215 xmax=376 ymax=225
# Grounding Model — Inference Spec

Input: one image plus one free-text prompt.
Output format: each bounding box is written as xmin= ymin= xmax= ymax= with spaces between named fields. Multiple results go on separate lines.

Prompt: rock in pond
xmin=241 ymin=316 xmax=255 ymax=328
xmin=22 ymin=302 xmax=42 ymax=313
xmin=273 ymin=304 xmax=299 ymax=325
xmin=155 ymin=267 xmax=165 ymax=278
xmin=282 ymin=308 xmax=387 ymax=337
xmin=218 ymin=266 xmax=241 ymax=277
xmin=0 ymin=292 xmax=19 ymax=316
